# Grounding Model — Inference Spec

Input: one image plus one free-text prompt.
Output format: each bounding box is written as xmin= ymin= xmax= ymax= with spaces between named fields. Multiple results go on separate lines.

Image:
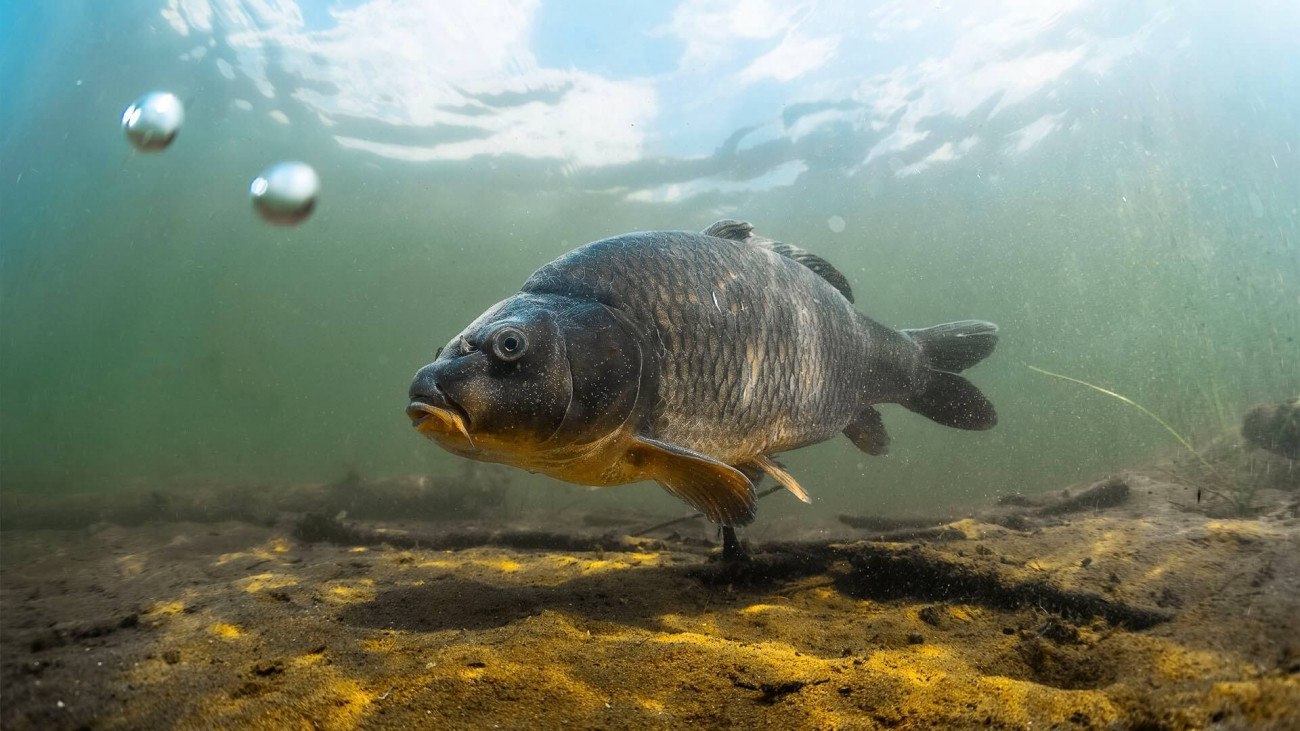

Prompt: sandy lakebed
xmin=2 ymin=437 xmax=1298 ymax=730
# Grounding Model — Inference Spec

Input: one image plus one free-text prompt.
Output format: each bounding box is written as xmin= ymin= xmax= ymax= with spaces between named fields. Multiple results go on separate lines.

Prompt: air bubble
xmin=250 ymin=161 xmax=321 ymax=226
xmin=121 ymin=91 xmax=184 ymax=153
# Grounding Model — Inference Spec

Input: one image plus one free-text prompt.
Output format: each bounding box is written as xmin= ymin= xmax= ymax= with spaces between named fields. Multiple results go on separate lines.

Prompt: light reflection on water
xmin=156 ymin=0 xmax=1164 ymax=193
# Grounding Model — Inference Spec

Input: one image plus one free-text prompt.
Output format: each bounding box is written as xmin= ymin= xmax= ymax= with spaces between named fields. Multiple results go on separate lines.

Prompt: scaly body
xmin=523 ymin=228 xmax=920 ymax=462
xmin=408 ymin=220 xmax=998 ymax=526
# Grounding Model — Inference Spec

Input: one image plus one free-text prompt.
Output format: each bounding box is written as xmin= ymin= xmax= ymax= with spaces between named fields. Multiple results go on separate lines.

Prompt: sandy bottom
xmin=2 ymin=463 xmax=1298 ymax=729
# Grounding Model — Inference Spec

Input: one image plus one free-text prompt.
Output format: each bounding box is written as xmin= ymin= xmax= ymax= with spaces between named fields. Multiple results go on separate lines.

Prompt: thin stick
xmin=633 ymin=485 xmax=785 ymax=537
xmin=1027 ymin=364 xmax=1217 ymax=473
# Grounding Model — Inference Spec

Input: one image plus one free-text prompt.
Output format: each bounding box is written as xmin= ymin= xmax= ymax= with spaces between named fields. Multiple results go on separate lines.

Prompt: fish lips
xmin=406 ymin=392 xmax=475 ymax=447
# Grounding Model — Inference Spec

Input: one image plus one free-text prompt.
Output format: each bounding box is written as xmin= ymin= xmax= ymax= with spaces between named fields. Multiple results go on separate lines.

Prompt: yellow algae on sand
xmin=1208 ymin=677 xmax=1300 ymax=722
xmin=412 ymin=549 xmax=666 ymax=582
xmin=638 ymin=698 xmax=666 ymax=713
xmin=572 ymin=556 xmax=654 ymax=574
xmin=946 ymin=518 xmax=985 ymax=539
xmin=146 ymin=600 xmax=185 ymax=616
xmin=214 ymin=538 xmax=299 ymax=566
xmin=947 ymin=605 xmax=980 ymax=623
xmin=489 ymin=558 xmax=521 ymax=572
xmin=290 ymin=650 xmax=327 ymax=669
xmin=209 ymin=623 xmax=243 ymax=639
xmin=975 ymin=676 xmax=1121 ymax=727
xmin=115 ymin=554 xmax=145 ymax=577
xmin=190 ymin=667 xmax=376 ymax=731
xmin=863 ymin=645 xmax=952 ymax=686
xmin=1204 ymin=520 xmax=1280 ymax=543
xmin=360 ymin=635 xmax=399 ymax=653
xmin=739 ymin=603 xmax=796 ymax=615
xmin=240 ymin=572 xmax=298 ymax=593
xmin=326 ymin=578 xmax=376 ymax=604
xmin=1156 ymin=643 xmax=1235 ymax=681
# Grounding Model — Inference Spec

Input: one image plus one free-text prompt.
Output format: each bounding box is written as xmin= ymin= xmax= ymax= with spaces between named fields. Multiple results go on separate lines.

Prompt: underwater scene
xmin=1 ymin=0 xmax=1298 ymax=727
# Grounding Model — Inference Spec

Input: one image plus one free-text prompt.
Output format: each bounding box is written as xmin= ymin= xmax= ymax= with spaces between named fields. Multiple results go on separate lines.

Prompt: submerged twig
xmin=633 ymin=485 xmax=785 ymax=537
xmin=1034 ymin=476 xmax=1130 ymax=516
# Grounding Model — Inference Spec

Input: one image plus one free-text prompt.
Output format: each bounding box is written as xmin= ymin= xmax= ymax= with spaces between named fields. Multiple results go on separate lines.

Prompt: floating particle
xmin=121 ymin=91 xmax=185 ymax=152
xmin=250 ymin=161 xmax=320 ymax=226
xmin=1248 ymin=191 xmax=1264 ymax=219
xmin=827 ymin=215 xmax=846 ymax=233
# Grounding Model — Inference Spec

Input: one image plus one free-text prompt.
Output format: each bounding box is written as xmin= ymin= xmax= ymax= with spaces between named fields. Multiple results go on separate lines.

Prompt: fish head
xmin=407 ymin=293 xmax=645 ymax=464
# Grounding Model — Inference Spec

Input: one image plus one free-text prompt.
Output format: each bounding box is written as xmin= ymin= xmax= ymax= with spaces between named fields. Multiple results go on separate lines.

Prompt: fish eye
xmin=490 ymin=326 xmax=528 ymax=362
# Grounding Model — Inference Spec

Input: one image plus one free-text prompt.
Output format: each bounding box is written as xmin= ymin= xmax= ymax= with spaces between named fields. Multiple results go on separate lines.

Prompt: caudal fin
xmin=901 ymin=320 xmax=999 ymax=431
xmin=902 ymin=320 xmax=998 ymax=373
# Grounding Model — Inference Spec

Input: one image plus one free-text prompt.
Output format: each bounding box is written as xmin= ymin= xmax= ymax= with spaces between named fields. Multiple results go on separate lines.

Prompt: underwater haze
xmin=1 ymin=0 xmax=1298 ymax=519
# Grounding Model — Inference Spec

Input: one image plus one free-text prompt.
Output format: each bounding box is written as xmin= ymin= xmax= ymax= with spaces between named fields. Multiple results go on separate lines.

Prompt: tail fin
xmin=901 ymin=320 xmax=999 ymax=431
xmin=902 ymin=320 xmax=998 ymax=373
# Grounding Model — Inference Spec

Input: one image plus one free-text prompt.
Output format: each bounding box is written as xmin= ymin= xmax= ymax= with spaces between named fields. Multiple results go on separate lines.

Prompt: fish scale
xmin=525 ymin=230 xmax=865 ymax=463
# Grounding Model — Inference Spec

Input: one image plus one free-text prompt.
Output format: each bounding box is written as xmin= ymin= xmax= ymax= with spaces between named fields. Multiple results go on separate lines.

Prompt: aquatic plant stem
xmin=1027 ymin=364 xmax=1217 ymax=473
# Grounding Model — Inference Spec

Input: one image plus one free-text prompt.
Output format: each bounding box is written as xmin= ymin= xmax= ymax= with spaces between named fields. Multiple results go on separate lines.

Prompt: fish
xmin=406 ymin=220 xmax=999 ymax=526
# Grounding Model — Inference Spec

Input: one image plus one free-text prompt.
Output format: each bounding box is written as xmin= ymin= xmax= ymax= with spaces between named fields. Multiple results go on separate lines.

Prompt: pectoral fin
xmin=744 ymin=456 xmax=811 ymax=504
xmin=624 ymin=437 xmax=757 ymax=526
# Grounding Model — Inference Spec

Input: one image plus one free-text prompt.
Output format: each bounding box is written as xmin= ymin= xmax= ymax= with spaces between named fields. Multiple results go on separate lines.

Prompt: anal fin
xmin=624 ymin=437 xmax=757 ymax=526
xmin=844 ymin=406 xmax=891 ymax=455
xmin=743 ymin=456 xmax=812 ymax=503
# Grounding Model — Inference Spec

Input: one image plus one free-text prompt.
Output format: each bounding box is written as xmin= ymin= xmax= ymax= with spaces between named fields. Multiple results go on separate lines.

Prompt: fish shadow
xmin=337 ymin=543 xmax=1170 ymax=635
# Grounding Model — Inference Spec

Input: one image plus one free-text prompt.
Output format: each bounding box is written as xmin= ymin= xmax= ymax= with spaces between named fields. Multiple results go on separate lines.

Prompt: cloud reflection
xmin=160 ymin=0 xmax=1167 ymax=193
xmin=164 ymin=0 xmax=656 ymax=167
xmin=1005 ymin=113 xmax=1066 ymax=155
xmin=625 ymin=159 xmax=808 ymax=203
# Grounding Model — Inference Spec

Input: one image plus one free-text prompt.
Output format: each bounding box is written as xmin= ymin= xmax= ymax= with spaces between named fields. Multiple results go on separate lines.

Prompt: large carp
xmin=407 ymin=220 xmax=998 ymax=526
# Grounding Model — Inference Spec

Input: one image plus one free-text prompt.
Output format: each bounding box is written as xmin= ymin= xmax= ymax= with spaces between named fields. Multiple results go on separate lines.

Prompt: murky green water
xmin=2 ymin=0 xmax=1296 ymax=519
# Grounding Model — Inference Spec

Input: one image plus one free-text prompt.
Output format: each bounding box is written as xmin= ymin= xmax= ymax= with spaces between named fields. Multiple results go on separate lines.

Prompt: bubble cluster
xmin=121 ymin=90 xmax=320 ymax=226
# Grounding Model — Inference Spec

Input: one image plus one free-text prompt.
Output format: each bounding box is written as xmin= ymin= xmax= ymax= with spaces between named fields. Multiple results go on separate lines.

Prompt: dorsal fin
xmin=701 ymin=219 xmax=756 ymax=242
xmin=702 ymin=219 xmax=855 ymax=303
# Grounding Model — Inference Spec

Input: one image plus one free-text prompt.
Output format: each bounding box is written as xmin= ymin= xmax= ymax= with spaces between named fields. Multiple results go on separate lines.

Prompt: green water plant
xmin=1027 ymin=365 xmax=1257 ymax=515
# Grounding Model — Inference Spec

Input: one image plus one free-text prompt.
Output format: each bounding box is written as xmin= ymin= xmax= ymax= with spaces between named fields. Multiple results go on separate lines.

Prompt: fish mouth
xmin=406 ymin=391 xmax=475 ymax=447
xmin=406 ymin=393 xmax=469 ymax=427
